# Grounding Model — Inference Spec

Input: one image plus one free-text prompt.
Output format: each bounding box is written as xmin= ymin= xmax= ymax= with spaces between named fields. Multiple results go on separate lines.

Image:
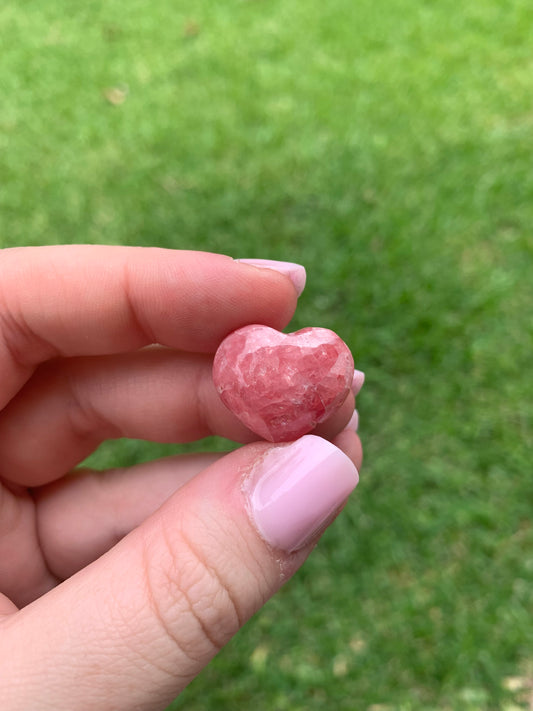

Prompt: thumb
xmin=2 ymin=436 xmax=359 ymax=711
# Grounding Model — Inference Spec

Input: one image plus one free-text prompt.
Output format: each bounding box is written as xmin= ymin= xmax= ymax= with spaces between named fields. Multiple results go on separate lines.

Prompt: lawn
xmin=1 ymin=0 xmax=533 ymax=709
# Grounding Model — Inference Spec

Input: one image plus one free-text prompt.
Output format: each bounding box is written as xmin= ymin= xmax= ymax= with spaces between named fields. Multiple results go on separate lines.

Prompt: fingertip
xmin=351 ymin=369 xmax=365 ymax=396
xmin=313 ymin=391 xmax=355 ymax=440
xmin=243 ymin=435 xmax=358 ymax=553
xmin=332 ymin=429 xmax=363 ymax=471
xmin=229 ymin=259 xmax=300 ymax=334
xmin=235 ymin=259 xmax=307 ymax=298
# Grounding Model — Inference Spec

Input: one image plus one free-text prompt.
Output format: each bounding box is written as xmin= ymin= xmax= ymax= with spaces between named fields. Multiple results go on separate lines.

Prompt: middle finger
xmin=0 ymin=347 xmax=355 ymax=486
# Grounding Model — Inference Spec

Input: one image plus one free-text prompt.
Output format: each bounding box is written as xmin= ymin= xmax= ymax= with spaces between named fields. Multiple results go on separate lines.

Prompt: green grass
xmin=2 ymin=0 xmax=533 ymax=709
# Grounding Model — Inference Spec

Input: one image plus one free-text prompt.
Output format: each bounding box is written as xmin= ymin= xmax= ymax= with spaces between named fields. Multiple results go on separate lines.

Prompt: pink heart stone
xmin=213 ymin=324 xmax=354 ymax=442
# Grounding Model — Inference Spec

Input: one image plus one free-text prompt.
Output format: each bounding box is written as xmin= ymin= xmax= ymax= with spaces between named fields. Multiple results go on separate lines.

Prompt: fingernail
xmin=244 ymin=435 xmax=359 ymax=552
xmin=351 ymin=369 xmax=365 ymax=396
xmin=346 ymin=409 xmax=359 ymax=432
xmin=236 ymin=258 xmax=307 ymax=297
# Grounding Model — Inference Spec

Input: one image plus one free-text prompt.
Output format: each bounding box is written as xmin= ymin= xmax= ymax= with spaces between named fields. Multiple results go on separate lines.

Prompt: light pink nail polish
xmin=346 ymin=409 xmax=359 ymax=432
xmin=236 ymin=258 xmax=307 ymax=297
xmin=244 ymin=435 xmax=359 ymax=552
xmin=351 ymin=370 xmax=365 ymax=396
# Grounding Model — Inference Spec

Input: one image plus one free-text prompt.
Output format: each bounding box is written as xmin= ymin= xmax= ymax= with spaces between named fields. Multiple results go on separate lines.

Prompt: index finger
xmin=0 ymin=246 xmax=301 ymax=408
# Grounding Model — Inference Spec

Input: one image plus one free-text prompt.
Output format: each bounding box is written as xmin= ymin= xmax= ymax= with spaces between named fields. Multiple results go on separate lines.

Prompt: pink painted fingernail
xmin=351 ymin=370 xmax=365 ymax=396
xmin=346 ymin=409 xmax=359 ymax=432
xmin=244 ymin=435 xmax=359 ymax=552
xmin=236 ymin=258 xmax=307 ymax=297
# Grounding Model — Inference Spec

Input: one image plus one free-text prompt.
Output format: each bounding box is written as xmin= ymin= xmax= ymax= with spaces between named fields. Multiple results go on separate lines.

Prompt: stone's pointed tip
xmin=213 ymin=325 xmax=353 ymax=441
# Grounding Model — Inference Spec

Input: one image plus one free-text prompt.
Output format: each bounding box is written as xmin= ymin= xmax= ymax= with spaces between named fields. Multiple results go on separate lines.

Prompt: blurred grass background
xmin=1 ymin=0 xmax=533 ymax=709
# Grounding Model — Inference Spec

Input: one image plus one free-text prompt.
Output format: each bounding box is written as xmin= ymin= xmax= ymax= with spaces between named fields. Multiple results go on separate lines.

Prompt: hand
xmin=0 ymin=246 xmax=362 ymax=710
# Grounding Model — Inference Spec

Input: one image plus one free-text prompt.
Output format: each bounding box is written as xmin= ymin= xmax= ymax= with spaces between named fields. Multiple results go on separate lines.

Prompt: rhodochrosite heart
xmin=213 ymin=325 xmax=354 ymax=442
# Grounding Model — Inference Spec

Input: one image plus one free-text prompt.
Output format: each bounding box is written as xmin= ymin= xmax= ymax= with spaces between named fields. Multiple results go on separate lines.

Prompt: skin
xmin=0 ymin=246 xmax=362 ymax=710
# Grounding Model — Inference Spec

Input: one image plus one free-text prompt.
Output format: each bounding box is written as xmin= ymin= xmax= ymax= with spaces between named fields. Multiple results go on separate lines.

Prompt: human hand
xmin=0 ymin=246 xmax=362 ymax=710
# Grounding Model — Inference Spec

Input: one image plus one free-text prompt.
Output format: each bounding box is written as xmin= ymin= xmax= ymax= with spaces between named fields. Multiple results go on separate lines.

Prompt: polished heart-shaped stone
xmin=213 ymin=324 xmax=354 ymax=442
